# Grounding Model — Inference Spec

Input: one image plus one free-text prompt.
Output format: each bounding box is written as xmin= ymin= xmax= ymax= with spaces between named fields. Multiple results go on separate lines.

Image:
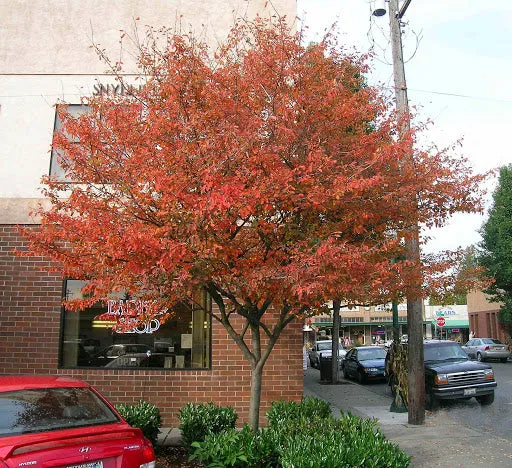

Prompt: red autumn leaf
xmin=20 ymin=17 xmax=487 ymax=430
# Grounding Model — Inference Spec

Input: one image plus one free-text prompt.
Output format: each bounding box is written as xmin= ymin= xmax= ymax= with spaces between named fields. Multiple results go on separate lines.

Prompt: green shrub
xmin=275 ymin=413 xmax=410 ymax=467
xmin=190 ymin=402 xmax=411 ymax=467
xmin=190 ymin=425 xmax=282 ymax=467
xmin=279 ymin=413 xmax=411 ymax=467
xmin=178 ymin=402 xmax=238 ymax=448
xmin=189 ymin=426 xmax=251 ymax=467
xmin=266 ymin=396 xmax=331 ymax=427
xmin=297 ymin=396 xmax=332 ymax=420
xmin=116 ymin=400 xmax=161 ymax=446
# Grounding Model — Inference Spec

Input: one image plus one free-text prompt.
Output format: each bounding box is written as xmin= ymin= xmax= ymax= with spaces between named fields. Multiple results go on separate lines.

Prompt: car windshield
xmin=358 ymin=348 xmax=387 ymax=360
xmin=0 ymin=387 xmax=119 ymax=437
xmin=317 ymin=342 xmax=334 ymax=351
xmin=424 ymin=343 xmax=468 ymax=362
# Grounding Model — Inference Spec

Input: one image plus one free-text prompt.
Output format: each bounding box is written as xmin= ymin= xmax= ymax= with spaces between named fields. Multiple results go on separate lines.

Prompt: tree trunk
xmin=248 ymin=362 xmax=263 ymax=431
xmin=331 ymin=299 xmax=341 ymax=383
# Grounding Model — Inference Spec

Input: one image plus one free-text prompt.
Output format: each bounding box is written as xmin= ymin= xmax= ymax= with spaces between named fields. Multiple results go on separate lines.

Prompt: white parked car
xmin=308 ymin=340 xmax=346 ymax=369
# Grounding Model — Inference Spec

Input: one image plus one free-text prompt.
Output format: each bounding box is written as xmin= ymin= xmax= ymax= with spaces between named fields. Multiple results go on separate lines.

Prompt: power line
xmin=1 ymin=87 xmax=511 ymax=104
xmin=408 ymin=88 xmax=512 ymax=104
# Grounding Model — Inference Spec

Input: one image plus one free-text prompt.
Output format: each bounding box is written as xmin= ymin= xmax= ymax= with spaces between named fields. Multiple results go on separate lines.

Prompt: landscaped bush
xmin=189 ymin=397 xmax=411 ymax=467
xmin=189 ymin=424 xmax=283 ymax=467
xmin=178 ymin=402 xmax=238 ymax=448
xmin=266 ymin=396 xmax=331 ymax=426
xmin=278 ymin=413 xmax=411 ymax=468
xmin=116 ymin=400 xmax=161 ymax=445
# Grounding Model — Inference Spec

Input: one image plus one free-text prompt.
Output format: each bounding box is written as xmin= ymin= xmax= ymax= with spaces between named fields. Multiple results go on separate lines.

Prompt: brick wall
xmin=0 ymin=225 xmax=303 ymax=426
xmin=468 ymin=290 xmax=510 ymax=343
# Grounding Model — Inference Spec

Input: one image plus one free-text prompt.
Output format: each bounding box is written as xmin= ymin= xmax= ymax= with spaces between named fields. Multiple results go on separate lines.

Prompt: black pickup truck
xmin=387 ymin=340 xmax=497 ymax=409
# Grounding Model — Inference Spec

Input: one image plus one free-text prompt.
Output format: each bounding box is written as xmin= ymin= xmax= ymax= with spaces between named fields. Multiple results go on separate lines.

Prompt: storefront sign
xmin=96 ymin=299 xmax=167 ymax=334
xmin=92 ymin=83 xmax=143 ymax=96
xmin=436 ymin=309 xmax=456 ymax=317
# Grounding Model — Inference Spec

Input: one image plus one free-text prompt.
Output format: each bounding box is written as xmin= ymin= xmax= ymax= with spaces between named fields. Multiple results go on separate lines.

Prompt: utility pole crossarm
xmin=398 ymin=0 xmax=412 ymax=19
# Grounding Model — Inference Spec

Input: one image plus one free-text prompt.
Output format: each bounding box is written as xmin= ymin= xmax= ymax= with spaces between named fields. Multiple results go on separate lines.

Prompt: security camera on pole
xmin=372 ymin=0 xmax=425 ymax=425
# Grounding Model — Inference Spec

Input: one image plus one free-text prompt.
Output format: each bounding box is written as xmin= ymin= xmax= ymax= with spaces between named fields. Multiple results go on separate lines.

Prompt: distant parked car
xmin=309 ymin=340 xmax=346 ymax=369
xmin=0 ymin=375 xmax=155 ymax=467
xmin=342 ymin=346 xmax=387 ymax=383
xmin=462 ymin=338 xmax=510 ymax=362
xmin=384 ymin=339 xmax=394 ymax=349
xmin=89 ymin=343 xmax=153 ymax=366
xmin=386 ymin=340 xmax=497 ymax=410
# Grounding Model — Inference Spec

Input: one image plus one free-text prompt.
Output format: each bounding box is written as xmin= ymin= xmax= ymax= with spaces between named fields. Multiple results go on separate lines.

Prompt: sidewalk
xmin=303 ymin=367 xmax=512 ymax=467
xmin=158 ymin=367 xmax=512 ymax=467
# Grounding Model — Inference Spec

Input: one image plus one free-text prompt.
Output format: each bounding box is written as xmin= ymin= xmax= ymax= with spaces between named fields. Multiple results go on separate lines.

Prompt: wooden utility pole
xmin=387 ymin=0 xmax=425 ymax=425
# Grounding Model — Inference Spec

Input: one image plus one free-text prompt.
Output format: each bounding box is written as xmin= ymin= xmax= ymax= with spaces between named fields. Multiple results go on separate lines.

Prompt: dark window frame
xmin=57 ymin=279 xmax=212 ymax=371
xmin=50 ymin=104 xmax=90 ymax=183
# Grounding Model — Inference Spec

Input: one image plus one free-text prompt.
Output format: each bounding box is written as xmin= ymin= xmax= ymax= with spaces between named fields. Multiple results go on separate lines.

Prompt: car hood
xmin=360 ymin=359 xmax=385 ymax=368
xmin=425 ymin=359 xmax=491 ymax=373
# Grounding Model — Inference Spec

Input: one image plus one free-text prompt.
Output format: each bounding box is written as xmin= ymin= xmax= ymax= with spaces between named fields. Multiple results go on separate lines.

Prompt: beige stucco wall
xmin=0 ymin=0 xmax=296 ymax=223
xmin=0 ymin=0 xmax=296 ymax=74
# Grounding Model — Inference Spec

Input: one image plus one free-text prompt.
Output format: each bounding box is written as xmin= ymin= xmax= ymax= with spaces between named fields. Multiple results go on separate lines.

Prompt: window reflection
xmin=60 ymin=280 xmax=211 ymax=369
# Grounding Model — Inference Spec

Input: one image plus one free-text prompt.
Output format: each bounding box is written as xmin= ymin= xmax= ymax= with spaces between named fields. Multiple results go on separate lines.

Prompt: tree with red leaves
xmin=22 ymin=18 xmax=486 ymax=430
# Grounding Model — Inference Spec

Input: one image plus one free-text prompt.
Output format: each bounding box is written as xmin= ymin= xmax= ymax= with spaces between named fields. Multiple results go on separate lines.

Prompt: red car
xmin=0 ymin=375 xmax=155 ymax=468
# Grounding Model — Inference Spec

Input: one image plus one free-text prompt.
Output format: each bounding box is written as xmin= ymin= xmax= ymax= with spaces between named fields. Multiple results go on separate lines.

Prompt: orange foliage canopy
xmin=22 ymin=18 xmax=485 ymax=318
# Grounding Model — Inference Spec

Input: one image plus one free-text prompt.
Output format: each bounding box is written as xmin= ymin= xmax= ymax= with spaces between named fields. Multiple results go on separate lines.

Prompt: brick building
xmin=468 ymin=290 xmax=511 ymax=344
xmin=0 ymin=0 xmax=300 ymax=426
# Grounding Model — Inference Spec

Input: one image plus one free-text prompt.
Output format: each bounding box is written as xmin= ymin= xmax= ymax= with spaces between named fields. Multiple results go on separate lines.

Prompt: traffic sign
xmin=436 ymin=317 xmax=446 ymax=327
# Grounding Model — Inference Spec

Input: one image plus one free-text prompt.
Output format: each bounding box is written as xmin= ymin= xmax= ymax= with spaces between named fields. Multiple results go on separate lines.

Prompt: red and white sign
xmin=436 ymin=317 xmax=446 ymax=327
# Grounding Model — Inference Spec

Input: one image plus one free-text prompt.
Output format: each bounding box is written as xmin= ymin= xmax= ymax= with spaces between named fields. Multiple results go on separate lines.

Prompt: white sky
xmin=297 ymin=0 xmax=512 ymax=253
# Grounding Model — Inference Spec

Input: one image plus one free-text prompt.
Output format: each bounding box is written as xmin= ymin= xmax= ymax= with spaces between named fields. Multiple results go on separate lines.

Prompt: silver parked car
xmin=462 ymin=338 xmax=510 ymax=363
xmin=308 ymin=340 xmax=346 ymax=369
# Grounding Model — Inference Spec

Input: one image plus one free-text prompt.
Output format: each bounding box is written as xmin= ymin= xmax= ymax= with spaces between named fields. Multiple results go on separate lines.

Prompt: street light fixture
xmin=372 ymin=0 xmax=387 ymax=17
xmin=373 ymin=0 xmax=413 ymax=19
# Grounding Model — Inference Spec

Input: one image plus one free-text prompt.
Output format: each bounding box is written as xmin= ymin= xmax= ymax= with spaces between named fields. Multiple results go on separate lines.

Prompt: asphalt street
xmin=326 ymin=360 xmax=512 ymax=440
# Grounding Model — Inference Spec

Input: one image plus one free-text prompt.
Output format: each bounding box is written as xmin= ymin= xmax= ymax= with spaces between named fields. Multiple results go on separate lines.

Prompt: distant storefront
xmin=310 ymin=302 xmax=469 ymax=345
xmin=424 ymin=305 xmax=470 ymax=343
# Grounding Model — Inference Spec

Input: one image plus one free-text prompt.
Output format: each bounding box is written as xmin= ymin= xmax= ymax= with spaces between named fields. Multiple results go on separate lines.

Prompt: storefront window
xmin=59 ymin=280 xmax=211 ymax=369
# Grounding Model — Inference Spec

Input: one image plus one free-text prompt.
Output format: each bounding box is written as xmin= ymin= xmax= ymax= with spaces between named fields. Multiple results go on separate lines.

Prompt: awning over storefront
xmin=434 ymin=320 xmax=469 ymax=328
xmin=312 ymin=320 xmax=427 ymax=327
xmin=313 ymin=320 xmax=468 ymax=328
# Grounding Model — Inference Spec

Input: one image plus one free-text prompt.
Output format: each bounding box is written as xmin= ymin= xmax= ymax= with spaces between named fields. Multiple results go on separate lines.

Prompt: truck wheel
xmin=476 ymin=392 xmax=495 ymax=405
